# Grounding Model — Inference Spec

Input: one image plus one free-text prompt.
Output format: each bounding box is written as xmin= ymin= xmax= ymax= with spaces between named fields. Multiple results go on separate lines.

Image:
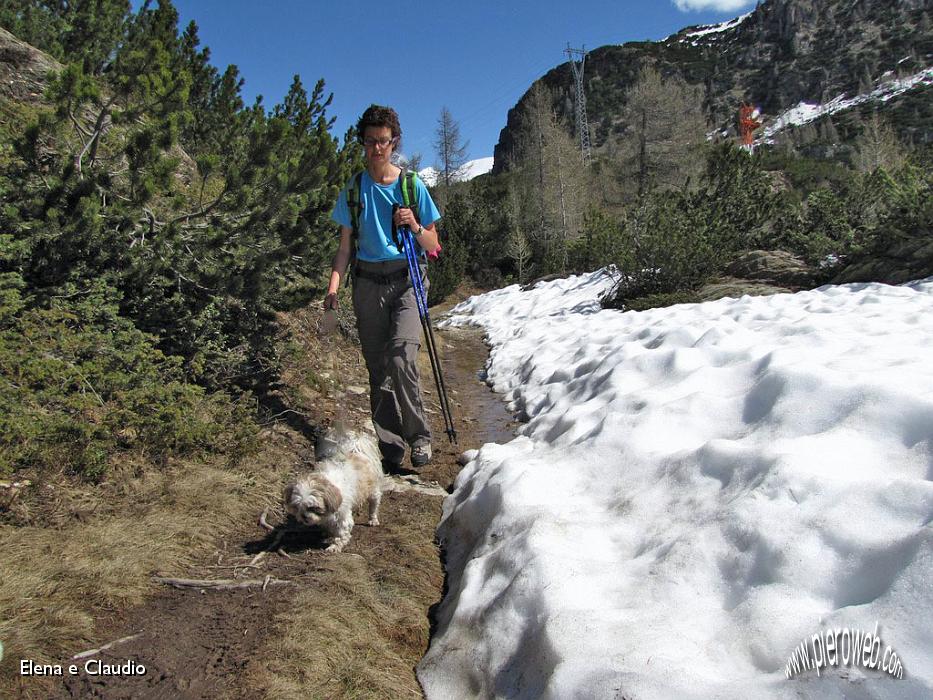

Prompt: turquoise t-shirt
xmin=331 ymin=171 xmax=442 ymax=262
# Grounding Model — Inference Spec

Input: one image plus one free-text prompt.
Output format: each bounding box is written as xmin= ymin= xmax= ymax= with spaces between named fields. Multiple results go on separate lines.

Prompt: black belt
xmin=353 ymin=266 xmax=410 ymax=285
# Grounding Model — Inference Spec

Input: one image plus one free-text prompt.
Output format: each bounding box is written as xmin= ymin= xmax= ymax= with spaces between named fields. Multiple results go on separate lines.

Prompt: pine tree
xmin=427 ymin=191 xmax=468 ymax=305
xmin=0 ymin=0 xmax=131 ymax=75
xmin=2 ymin=0 xmax=354 ymax=389
xmin=820 ymin=116 xmax=840 ymax=145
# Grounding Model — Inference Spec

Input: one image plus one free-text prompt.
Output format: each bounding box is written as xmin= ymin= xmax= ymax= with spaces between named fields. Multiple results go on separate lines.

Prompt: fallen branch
xmin=152 ymin=576 xmax=293 ymax=591
xmin=70 ymin=633 xmax=143 ymax=661
xmin=249 ymin=529 xmax=285 ymax=568
xmin=248 ymin=551 xmax=269 ymax=568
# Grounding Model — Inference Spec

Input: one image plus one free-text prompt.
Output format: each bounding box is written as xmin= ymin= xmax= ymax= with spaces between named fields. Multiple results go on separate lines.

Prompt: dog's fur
xmin=283 ymin=427 xmax=383 ymax=552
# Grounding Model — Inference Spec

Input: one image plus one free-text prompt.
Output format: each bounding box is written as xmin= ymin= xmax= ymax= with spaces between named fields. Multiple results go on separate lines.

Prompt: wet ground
xmin=37 ymin=323 xmax=516 ymax=700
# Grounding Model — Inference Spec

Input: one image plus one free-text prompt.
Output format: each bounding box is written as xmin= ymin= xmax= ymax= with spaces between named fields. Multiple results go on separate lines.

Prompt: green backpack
xmin=346 ymin=168 xmax=420 ymax=250
xmin=344 ymin=169 xmax=430 ymax=286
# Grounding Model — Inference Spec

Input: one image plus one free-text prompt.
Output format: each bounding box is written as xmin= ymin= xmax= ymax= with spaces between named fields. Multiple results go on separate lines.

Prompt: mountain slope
xmin=493 ymin=0 xmax=933 ymax=171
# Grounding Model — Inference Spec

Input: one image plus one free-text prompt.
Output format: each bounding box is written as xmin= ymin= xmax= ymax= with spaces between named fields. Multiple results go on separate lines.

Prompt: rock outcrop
xmin=0 ymin=26 xmax=61 ymax=102
xmin=724 ymin=249 xmax=816 ymax=289
xmin=697 ymin=249 xmax=817 ymax=301
xmin=494 ymin=0 xmax=933 ymax=171
xmin=833 ymin=237 xmax=933 ymax=284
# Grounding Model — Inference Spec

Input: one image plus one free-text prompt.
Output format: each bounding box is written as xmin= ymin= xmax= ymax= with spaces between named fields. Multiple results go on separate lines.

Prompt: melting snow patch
xmin=422 ymin=271 xmax=933 ymax=699
xmin=761 ymin=67 xmax=933 ymax=141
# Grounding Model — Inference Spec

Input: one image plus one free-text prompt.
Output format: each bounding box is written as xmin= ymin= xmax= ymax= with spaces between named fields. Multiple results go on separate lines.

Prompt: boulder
xmin=697 ymin=277 xmax=793 ymax=302
xmin=833 ymin=236 xmax=933 ymax=285
xmin=724 ymin=249 xmax=816 ymax=289
xmin=0 ymin=27 xmax=62 ymax=102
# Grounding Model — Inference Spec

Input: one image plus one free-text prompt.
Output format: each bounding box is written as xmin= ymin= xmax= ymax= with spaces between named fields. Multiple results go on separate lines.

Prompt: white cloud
xmin=673 ymin=0 xmax=754 ymax=11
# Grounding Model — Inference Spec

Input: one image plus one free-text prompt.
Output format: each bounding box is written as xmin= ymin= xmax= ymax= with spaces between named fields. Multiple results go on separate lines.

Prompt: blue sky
xmin=167 ymin=0 xmax=756 ymax=164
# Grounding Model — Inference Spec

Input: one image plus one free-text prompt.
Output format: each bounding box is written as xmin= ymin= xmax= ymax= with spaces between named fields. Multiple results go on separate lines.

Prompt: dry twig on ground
xmin=152 ymin=576 xmax=293 ymax=591
xmin=70 ymin=633 xmax=143 ymax=661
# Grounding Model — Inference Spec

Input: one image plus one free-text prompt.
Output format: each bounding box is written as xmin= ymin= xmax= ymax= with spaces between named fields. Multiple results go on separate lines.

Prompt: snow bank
xmin=421 ymin=273 xmax=933 ymax=699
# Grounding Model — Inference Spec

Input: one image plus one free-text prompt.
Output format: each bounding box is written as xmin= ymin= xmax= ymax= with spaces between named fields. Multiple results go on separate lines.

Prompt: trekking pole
xmin=392 ymin=205 xmax=458 ymax=444
xmin=405 ymin=235 xmax=458 ymax=445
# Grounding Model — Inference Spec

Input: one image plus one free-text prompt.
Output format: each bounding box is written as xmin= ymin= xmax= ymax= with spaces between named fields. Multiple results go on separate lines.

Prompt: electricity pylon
xmin=565 ymin=44 xmax=592 ymax=166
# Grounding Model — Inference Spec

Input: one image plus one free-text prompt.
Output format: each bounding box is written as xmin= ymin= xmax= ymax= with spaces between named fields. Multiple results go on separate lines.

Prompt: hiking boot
xmin=411 ymin=443 xmax=433 ymax=468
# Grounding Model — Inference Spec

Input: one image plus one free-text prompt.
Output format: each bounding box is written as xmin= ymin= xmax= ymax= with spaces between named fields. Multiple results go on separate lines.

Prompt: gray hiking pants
xmin=352 ymin=259 xmax=431 ymax=464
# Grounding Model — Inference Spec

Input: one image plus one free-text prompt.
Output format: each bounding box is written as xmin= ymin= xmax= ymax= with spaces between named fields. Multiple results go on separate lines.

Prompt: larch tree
xmin=512 ymin=83 xmax=590 ymax=273
xmin=618 ymin=64 xmax=708 ymax=200
xmin=433 ymin=106 xmax=469 ymax=203
xmin=852 ymin=114 xmax=908 ymax=174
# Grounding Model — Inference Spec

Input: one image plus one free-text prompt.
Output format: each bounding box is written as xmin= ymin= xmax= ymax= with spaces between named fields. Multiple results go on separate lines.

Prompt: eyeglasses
xmin=362 ymin=136 xmax=397 ymax=149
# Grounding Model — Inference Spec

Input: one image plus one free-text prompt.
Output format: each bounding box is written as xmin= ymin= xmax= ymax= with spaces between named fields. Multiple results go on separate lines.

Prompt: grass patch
xmin=0 ymin=424 xmax=297 ymax=696
xmin=254 ymin=492 xmax=444 ymax=700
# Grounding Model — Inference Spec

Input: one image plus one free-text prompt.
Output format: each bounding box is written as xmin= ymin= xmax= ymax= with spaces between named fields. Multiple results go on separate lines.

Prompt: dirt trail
xmin=40 ymin=323 xmax=514 ymax=700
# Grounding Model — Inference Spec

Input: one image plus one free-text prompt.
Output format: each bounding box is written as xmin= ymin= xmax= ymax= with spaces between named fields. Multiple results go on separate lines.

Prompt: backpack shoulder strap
xmin=399 ymin=169 xmax=420 ymax=216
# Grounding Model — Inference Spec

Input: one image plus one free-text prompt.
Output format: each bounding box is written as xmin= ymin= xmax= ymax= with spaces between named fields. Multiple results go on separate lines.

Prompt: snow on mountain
xmin=760 ymin=66 xmax=933 ymax=142
xmin=682 ymin=11 xmax=753 ymax=40
xmin=661 ymin=9 xmax=752 ymax=43
xmin=422 ymin=272 xmax=933 ymax=699
xmin=681 ymin=12 xmax=752 ymax=46
xmin=418 ymin=156 xmax=494 ymax=187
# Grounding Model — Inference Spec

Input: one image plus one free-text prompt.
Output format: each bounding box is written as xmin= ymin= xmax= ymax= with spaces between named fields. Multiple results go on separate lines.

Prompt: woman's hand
xmin=323 ymin=292 xmax=338 ymax=310
xmin=393 ymin=206 xmax=420 ymax=231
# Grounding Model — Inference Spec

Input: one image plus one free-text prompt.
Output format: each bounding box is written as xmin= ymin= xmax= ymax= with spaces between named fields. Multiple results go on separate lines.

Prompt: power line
xmin=432 ymin=57 xmax=560 ymax=159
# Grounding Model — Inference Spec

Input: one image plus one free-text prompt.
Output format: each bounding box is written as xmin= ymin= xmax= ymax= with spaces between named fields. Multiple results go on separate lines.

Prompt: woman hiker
xmin=324 ymin=104 xmax=441 ymax=471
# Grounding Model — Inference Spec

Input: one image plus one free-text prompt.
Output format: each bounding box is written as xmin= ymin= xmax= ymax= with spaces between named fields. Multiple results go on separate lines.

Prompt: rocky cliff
xmin=0 ymin=26 xmax=61 ymax=102
xmin=493 ymin=0 xmax=933 ymax=172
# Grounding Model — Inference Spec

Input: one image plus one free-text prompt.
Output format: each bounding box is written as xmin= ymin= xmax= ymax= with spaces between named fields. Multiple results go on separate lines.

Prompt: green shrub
xmin=0 ymin=280 xmax=257 ymax=481
xmin=870 ymin=164 xmax=933 ymax=247
xmin=567 ymin=209 xmax=631 ymax=273
xmin=427 ymin=194 xmax=468 ymax=306
xmin=603 ymin=190 xmax=719 ymax=308
xmin=623 ymin=290 xmax=702 ymax=311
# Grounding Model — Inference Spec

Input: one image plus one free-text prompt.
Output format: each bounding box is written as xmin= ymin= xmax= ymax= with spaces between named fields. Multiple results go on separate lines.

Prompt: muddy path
xmin=37 ymin=324 xmax=513 ymax=700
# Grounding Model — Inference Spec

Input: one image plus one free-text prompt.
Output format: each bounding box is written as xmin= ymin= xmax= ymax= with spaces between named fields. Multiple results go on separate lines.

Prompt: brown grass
xmin=253 ymin=491 xmax=444 ymax=700
xmin=0 ymin=433 xmax=295 ymax=692
xmin=0 ymin=296 xmax=474 ymax=699
xmin=258 ymin=558 xmax=423 ymax=699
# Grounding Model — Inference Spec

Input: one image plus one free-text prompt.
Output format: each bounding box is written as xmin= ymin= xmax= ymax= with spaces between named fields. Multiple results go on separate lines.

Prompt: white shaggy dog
xmin=283 ymin=427 xmax=383 ymax=552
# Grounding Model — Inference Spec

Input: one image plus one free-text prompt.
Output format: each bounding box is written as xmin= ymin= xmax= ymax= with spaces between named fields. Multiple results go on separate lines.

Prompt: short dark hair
xmin=356 ymin=104 xmax=402 ymax=148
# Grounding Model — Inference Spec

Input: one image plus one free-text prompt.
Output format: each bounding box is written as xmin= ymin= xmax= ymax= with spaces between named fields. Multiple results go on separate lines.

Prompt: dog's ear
xmin=283 ymin=483 xmax=296 ymax=505
xmin=320 ymin=480 xmax=343 ymax=513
